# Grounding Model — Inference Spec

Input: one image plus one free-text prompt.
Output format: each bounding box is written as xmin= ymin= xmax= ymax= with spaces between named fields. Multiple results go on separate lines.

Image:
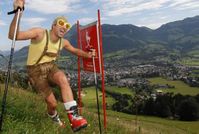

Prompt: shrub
xmin=178 ymin=98 xmax=199 ymax=121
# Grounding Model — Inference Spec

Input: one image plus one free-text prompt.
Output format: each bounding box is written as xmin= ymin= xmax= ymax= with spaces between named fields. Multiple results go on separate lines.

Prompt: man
xmin=9 ymin=0 xmax=95 ymax=132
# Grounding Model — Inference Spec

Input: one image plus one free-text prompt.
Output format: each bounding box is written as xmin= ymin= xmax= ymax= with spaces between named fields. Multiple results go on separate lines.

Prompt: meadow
xmin=0 ymin=84 xmax=199 ymax=134
xmin=148 ymin=77 xmax=199 ymax=96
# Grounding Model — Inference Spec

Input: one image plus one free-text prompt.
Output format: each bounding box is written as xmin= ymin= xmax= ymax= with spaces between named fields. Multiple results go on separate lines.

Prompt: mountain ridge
xmin=0 ymin=15 xmax=198 ymax=66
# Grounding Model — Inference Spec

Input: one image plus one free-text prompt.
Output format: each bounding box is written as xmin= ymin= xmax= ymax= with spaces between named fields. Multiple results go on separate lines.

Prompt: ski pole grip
xmin=7 ymin=6 xmax=24 ymax=15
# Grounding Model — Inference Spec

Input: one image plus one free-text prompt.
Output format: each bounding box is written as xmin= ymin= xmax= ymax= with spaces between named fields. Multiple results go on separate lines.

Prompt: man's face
xmin=54 ymin=19 xmax=71 ymax=38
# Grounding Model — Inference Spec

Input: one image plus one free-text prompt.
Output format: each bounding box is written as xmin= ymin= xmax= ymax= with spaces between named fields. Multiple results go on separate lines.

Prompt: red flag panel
xmin=80 ymin=21 xmax=101 ymax=74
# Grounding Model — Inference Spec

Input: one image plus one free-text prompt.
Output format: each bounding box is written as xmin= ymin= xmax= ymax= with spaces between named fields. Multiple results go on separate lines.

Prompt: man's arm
xmin=8 ymin=11 xmax=21 ymax=39
xmin=8 ymin=11 xmax=44 ymax=41
xmin=8 ymin=0 xmax=44 ymax=41
xmin=63 ymin=39 xmax=93 ymax=58
xmin=8 ymin=0 xmax=23 ymax=40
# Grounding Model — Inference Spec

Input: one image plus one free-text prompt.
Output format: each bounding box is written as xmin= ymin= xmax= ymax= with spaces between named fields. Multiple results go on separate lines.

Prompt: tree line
xmin=106 ymin=89 xmax=199 ymax=121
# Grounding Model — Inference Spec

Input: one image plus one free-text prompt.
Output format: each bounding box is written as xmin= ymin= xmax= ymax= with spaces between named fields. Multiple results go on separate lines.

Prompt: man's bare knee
xmin=54 ymin=72 xmax=69 ymax=86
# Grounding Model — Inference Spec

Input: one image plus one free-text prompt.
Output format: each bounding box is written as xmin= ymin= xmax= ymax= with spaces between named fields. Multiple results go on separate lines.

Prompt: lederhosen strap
xmin=35 ymin=30 xmax=62 ymax=65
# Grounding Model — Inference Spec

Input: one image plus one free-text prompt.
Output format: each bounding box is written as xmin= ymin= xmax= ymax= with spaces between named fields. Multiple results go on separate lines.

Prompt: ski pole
xmin=0 ymin=7 xmax=22 ymax=131
xmin=92 ymin=54 xmax=102 ymax=134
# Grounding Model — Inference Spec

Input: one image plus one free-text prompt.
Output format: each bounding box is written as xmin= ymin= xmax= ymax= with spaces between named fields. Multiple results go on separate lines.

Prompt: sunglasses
xmin=57 ymin=19 xmax=71 ymax=29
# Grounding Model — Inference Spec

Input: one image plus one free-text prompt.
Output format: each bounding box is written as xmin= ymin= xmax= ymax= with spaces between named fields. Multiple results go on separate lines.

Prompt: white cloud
xmin=101 ymin=0 xmax=199 ymax=17
xmin=78 ymin=17 xmax=95 ymax=24
xmin=102 ymin=0 xmax=171 ymax=17
xmin=26 ymin=0 xmax=80 ymax=14
xmin=138 ymin=22 xmax=165 ymax=29
xmin=89 ymin=0 xmax=98 ymax=3
xmin=137 ymin=14 xmax=172 ymax=29
xmin=172 ymin=1 xmax=199 ymax=10
xmin=169 ymin=0 xmax=194 ymax=7
xmin=21 ymin=17 xmax=46 ymax=27
xmin=0 ymin=20 xmax=6 ymax=26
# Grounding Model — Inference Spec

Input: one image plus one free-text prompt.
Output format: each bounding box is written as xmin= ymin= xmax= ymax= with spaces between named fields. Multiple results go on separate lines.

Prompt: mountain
xmin=65 ymin=23 xmax=154 ymax=53
xmin=153 ymin=16 xmax=199 ymax=51
xmin=65 ymin=15 xmax=199 ymax=53
xmin=0 ymin=50 xmax=10 ymax=56
xmin=0 ymin=50 xmax=10 ymax=68
xmin=100 ymin=24 xmax=152 ymax=53
xmin=13 ymin=46 xmax=29 ymax=65
xmin=1 ymin=15 xmax=199 ymax=66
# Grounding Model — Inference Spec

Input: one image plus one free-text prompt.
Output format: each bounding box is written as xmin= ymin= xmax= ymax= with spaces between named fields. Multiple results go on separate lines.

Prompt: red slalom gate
xmin=77 ymin=10 xmax=107 ymax=131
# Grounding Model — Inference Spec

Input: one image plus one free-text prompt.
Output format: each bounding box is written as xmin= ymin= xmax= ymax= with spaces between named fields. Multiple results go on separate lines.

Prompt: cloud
xmin=138 ymin=21 xmax=166 ymax=29
xmin=21 ymin=17 xmax=46 ymax=27
xmin=136 ymin=14 xmax=171 ymax=29
xmin=89 ymin=0 xmax=98 ymax=3
xmin=102 ymin=0 xmax=198 ymax=17
xmin=78 ymin=17 xmax=95 ymax=24
xmin=0 ymin=20 xmax=6 ymax=26
xmin=26 ymin=0 xmax=80 ymax=14
xmin=170 ymin=0 xmax=199 ymax=10
xmin=169 ymin=0 xmax=195 ymax=7
xmin=102 ymin=0 xmax=171 ymax=17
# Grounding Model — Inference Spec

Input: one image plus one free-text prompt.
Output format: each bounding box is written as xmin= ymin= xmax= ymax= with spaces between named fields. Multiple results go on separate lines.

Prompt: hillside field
xmin=0 ymin=84 xmax=199 ymax=134
xmin=148 ymin=77 xmax=199 ymax=95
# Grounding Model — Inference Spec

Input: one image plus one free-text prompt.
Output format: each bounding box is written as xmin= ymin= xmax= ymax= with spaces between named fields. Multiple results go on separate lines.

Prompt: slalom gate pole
xmin=97 ymin=9 xmax=107 ymax=129
xmin=77 ymin=20 xmax=82 ymax=115
xmin=0 ymin=8 xmax=21 ymax=131
xmin=92 ymin=56 xmax=102 ymax=134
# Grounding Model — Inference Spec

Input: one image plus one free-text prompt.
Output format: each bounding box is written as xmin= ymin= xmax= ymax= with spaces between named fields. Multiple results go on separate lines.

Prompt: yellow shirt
xmin=27 ymin=30 xmax=63 ymax=65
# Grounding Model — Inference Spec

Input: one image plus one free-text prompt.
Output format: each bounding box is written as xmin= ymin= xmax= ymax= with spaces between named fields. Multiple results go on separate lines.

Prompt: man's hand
xmin=88 ymin=49 xmax=96 ymax=58
xmin=13 ymin=0 xmax=25 ymax=10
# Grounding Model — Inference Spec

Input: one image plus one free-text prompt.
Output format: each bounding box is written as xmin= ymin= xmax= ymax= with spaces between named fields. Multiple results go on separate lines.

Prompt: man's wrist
xmin=87 ymin=52 xmax=92 ymax=58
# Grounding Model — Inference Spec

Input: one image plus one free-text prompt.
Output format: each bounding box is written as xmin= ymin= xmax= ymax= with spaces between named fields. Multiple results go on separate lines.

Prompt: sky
xmin=0 ymin=0 xmax=199 ymax=51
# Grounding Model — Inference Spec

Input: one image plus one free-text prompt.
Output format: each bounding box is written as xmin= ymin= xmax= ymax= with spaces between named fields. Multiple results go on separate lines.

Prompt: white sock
xmin=64 ymin=101 xmax=77 ymax=111
xmin=47 ymin=110 xmax=57 ymax=118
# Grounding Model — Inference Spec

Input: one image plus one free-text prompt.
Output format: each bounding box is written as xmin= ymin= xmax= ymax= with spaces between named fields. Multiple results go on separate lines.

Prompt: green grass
xmin=180 ymin=57 xmax=199 ymax=66
xmin=1 ymin=84 xmax=199 ymax=134
xmin=106 ymin=86 xmax=134 ymax=95
xmin=82 ymin=87 xmax=199 ymax=134
xmin=81 ymin=86 xmax=133 ymax=111
xmin=148 ymin=77 xmax=199 ymax=95
xmin=104 ymin=50 xmax=127 ymax=58
xmin=187 ymin=50 xmax=199 ymax=58
xmin=104 ymin=49 xmax=140 ymax=60
xmin=106 ymin=110 xmax=199 ymax=134
xmin=0 ymin=85 xmax=132 ymax=134
xmin=81 ymin=87 xmax=116 ymax=111
xmin=190 ymin=69 xmax=199 ymax=77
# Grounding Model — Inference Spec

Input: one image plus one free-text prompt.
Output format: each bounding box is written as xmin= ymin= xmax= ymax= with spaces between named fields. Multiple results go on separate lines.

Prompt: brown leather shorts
xmin=27 ymin=61 xmax=60 ymax=98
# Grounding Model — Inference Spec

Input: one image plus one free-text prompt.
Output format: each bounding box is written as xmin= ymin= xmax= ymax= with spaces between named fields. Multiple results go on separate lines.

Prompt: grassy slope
xmin=82 ymin=87 xmax=199 ymax=134
xmin=148 ymin=77 xmax=199 ymax=95
xmin=0 ymin=85 xmax=132 ymax=134
xmin=0 ymin=84 xmax=199 ymax=134
xmin=106 ymin=86 xmax=134 ymax=95
xmin=180 ymin=50 xmax=199 ymax=66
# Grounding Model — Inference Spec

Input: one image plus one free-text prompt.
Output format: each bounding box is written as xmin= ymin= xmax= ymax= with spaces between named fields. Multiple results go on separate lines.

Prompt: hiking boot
xmin=67 ymin=106 xmax=87 ymax=132
xmin=48 ymin=112 xmax=66 ymax=128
